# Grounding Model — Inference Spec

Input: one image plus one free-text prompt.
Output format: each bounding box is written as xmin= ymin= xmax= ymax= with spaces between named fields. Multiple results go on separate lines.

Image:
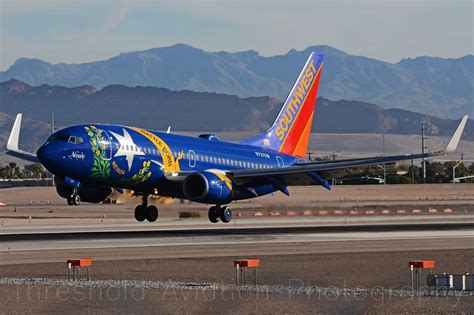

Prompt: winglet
xmin=5 ymin=113 xmax=39 ymax=163
xmin=6 ymin=113 xmax=22 ymax=151
xmin=444 ymin=115 xmax=468 ymax=154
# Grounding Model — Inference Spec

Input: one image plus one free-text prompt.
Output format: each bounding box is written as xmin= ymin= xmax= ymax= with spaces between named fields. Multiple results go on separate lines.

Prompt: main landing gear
xmin=67 ymin=188 xmax=80 ymax=206
xmin=208 ymin=205 xmax=232 ymax=223
xmin=134 ymin=194 xmax=158 ymax=222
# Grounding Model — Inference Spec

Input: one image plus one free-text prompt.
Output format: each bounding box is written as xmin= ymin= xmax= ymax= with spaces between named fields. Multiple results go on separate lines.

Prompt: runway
xmin=1 ymin=220 xmax=473 ymax=265
xmin=2 ymin=213 xmax=473 ymax=234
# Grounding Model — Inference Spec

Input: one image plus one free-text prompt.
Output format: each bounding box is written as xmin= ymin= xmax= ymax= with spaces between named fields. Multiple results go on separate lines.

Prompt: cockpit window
xmin=47 ymin=133 xmax=84 ymax=144
xmin=68 ymin=136 xmax=84 ymax=144
xmin=48 ymin=134 xmax=69 ymax=142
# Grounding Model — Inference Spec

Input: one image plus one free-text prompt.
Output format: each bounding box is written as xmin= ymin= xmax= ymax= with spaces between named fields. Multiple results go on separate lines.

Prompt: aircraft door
xmin=188 ymin=150 xmax=196 ymax=168
xmin=276 ymin=156 xmax=284 ymax=167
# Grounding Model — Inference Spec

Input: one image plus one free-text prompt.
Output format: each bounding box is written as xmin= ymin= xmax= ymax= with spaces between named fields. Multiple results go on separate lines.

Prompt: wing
xmin=227 ymin=115 xmax=469 ymax=188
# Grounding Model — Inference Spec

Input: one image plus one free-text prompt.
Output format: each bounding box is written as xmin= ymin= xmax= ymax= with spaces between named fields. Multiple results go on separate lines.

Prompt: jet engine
xmin=182 ymin=171 xmax=233 ymax=204
xmin=55 ymin=177 xmax=112 ymax=203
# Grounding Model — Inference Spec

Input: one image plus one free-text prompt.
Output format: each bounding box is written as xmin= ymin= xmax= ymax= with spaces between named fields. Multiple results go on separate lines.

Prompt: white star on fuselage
xmin=109 ymin=128 xmax=144 ymax=171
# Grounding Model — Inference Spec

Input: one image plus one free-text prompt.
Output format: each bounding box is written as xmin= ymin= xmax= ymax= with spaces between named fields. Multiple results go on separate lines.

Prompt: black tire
xmin=146 ymin=205 xmax=159 ymax=222
xmin=72 ymin=194 xmax=80 ymax=206
xmin=208 ymin=206 xmax=221 ymax=223
xmin=134 ymin=205 xmax=147 ymax=222
xmin=67 ymin=197 xmax=73 ymax=206
xmin=220 ymin=206 xmax=232 ymax=223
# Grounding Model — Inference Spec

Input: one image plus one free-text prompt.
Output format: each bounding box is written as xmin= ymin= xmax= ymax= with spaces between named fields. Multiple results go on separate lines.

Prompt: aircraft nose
xmin=36 ymin=143 xmax=55 ymax=170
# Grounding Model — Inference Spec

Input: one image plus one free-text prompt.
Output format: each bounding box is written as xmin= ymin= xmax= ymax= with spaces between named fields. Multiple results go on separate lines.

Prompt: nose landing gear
xmin=134 ymin=194 xmax=159 ymax=222
xmin=208 ymin=205 xmax=232 ymax=223
xmin=67 ymin=188 xmax=80 ymax=206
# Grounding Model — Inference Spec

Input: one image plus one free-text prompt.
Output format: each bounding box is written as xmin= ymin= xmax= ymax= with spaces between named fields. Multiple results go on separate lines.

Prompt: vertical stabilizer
xmin=241 ymin=52 xmax=323 ymax=158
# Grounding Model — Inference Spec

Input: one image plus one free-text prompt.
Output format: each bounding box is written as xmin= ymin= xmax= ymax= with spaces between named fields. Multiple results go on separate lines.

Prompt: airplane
xmin=5 ymin=52 xmax=469 ymax=223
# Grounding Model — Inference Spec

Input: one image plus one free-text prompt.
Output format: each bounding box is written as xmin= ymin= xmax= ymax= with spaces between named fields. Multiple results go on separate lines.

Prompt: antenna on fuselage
xmin=166 ymin=126 xmax=171 ymax=134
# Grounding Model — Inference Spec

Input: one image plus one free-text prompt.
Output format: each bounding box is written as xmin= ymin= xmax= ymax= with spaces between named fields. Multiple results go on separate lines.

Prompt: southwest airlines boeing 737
xmin=5 ymin=52 xmax=468 ymax=223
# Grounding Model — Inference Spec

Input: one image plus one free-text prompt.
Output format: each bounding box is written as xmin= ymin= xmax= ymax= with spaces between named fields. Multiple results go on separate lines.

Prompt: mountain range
xmin=1 ymin=44 xmax=472 ymax=119
xmin=1 ymin=79 xmax=472 ymax=152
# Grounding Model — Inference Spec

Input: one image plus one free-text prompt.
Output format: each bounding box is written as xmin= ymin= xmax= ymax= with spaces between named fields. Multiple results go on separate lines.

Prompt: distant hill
xmin=0 ymin=44 xmax=472 ymax=119
xmin=1 ymin=79 xmax=472 ymax=152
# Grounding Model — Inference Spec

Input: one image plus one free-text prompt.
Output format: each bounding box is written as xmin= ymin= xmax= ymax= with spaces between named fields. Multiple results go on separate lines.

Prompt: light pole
xmin=51 ymin=112 xmax=56 ymax=186
xmin=452 ymin=161 xmax=463 ymax=184
xmin=382 ymin=134 xmax=386 ymax=184
xmin=421 ymin=122 xmax=428 ymax=184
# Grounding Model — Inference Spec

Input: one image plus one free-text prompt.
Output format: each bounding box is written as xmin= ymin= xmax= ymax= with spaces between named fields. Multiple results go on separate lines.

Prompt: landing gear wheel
xmin=208 ymin=206 xmax=221 ymax=223
xmin=72 ymin=194 xmax=80 ymax=206
xmin=68 ymin=194 xmax=80 ymax=206
xmin=220 ymin=206 xmax=232 ymax=223
xmin=146 ymin=205 xmax=158 ymax=222
xmin=134 ymin=205 xmax=147 ymax=222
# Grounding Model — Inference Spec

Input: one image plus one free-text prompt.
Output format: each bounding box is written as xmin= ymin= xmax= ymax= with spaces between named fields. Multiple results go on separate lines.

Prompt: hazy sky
xmin=0 ymin=0 xmax=472 ymax=70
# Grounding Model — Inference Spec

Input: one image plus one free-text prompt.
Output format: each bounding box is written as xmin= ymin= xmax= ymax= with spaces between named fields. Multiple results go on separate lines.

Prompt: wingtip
xmin=444 ymin=115 xmax=469 ymax=154
xmin=6 ymin=113 xmax=22 ymax=151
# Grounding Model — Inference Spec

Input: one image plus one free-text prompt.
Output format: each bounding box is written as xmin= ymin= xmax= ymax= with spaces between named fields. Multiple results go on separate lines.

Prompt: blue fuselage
xmin=37 ymin=124 xmax=301 ymax=202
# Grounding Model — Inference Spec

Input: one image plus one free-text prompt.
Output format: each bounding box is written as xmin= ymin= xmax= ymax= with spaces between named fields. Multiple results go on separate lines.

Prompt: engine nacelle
xmin=55 ymin=177 xmax=112 ymax=203
xmin=182 ymin=171 xmax=233 ymax=204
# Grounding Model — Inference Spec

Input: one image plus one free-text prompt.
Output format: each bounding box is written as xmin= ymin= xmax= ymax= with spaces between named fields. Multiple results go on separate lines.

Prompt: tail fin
xmin=242 ymin=52 xmax=323 ymax=158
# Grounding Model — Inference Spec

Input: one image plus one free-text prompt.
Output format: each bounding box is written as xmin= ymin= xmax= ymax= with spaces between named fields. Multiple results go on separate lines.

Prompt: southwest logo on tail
xmin=242 ymin=52 xmax=323 ymax=157
xmin=5 ymin=51 xmax=468 ymax=224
